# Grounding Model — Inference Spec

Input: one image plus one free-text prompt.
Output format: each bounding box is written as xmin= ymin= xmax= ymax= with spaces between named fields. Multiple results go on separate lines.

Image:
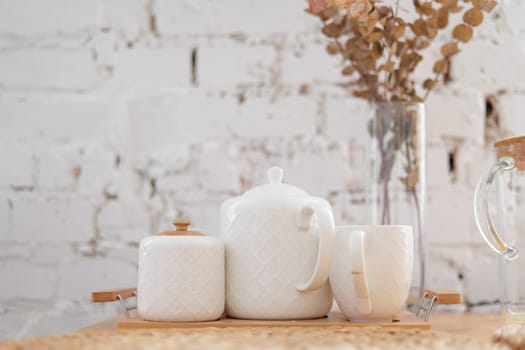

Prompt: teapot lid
xmin=243 ymin=166 xmax=308 ymax=197
xmin=158 ymin=219 xmax=204 ymax=236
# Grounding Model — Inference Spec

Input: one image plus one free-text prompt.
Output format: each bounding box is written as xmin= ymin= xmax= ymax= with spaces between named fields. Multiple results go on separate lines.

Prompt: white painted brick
xmin=456 ymin=142 xmax=496 ymax=189
xmin=127 ymin=93 xmax=233 ymax=154
xmin=0 ymin=242 xmax=32 ymax=260
xmin=232 ymin=94 xmax=317 ymax=138
xmin=324 ymin=97 xmax=371 ymax=143
xmin=281 ymin=42 xmax=342 ymax=86
xmin=36 ymin=148 xmax=81 ymax=192
xmin=58 ymin=256 xmax=137 ymax=302
xmin=426 ymin=247 xmax=464 ymax=292
xmin=156 ymin=173 xmax=197 ymax=194
xmin=0 ymin=148 xmax=34 ymax=189
xmin=133 ymin=146 xmax=194 ymax=194
xmin=0 ymin=95 xmax=117 ymax=147
xmin=112 ymin=47 xmax=190 ymax=89
xmin=426 ymin=186 xmax=474 ymax=244
xmin=501 ymin=0 xmax=525 ymax=35
xmin=451 ymin=35 xmax=525 ymax=93
xmin=98 ymin=198 xmax=150 ymax=242
xmin=329 ymin=193 xmax=369 ymax=226
xmin=127 ymin=93 xmax=317 ymax=157
xmin=198 ymin=144 xmax=241 ymax=193
xmin=0 ymin=312 xmax=33 ymax=339
xmin=10 ymin=194 xmax=94 ymax=242
xmin=285 ymin=145 xmax=352 ymax=195
xmin=426 ymin=144 xmax=451 ymax=189
xmin=0 ymin=261 xmax=58 ymax=301
xmin=198 ymin=46 xmax=275 ymax=87
xmin=154 ymin=0 xmax=317 ymax=36
xmin=0 ymin=0 xmax=100 ymax=36
xmin=0 ymin=49 xmax=104 ymax=91
xmin=426 ymin=87 xmax=485 ymax=144
xmin=463 ymin=247 xmax=501 ymax=304
xmin=0 ymin=0 xmax=146 ymax=38
xmin=100 ymin=0 xmax=149 ymax=39
xmin=169 ymin=194 xmax=230 ymax=237
xmin=77 ymin=147 xmax=118 ymax=195
xmin=18 ymin=309 xmax=118 ymax=338
xmin=0 ymin=195 xmax=9 ymax=241
xmin=496 ymin=93 xmax=525 ymax=136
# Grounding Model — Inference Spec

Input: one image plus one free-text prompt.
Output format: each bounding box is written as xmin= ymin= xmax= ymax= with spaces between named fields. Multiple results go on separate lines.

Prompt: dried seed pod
xmin=463 ymin=7 xmax=484 ymax=26
xmin=453 ymin=23 xmax=473 ymax=42
xmin=353 ymin=89 xmax=371 ymax=98
xmin=329 ymin=0 xmax=352 ymax=8
xmin=433 ymin=59 xmax=449 ymax=74
xmin=381 ymin=61 xmax=395 ymax=73
xmin=425 ymin=20 xmax=438 ymax=38
xmin=318 ymin=8 xmax=338 ymax=21
xmin=410 ymin=19 xmax=427 ymax=36
xmin=423 ymin=78 xmax=437 ymax=90
xmin=441 ymin=42 xmax=460 ymax=56
xmin=392 ymin=21 xmax=406 ymax=39
xmin=342 ymin=65 xmax=355 ymax=75
xmin=322 ymin=22 xmax=343 ymax=37
xmin=326 ymin=41 xmax=340 ymax=55
xmin=377 ymin=5 xmax=392 ymax=18
xmin=368 ymin=28 xmax=384 ymax=43
xmin=436 ymin=8 xmax=449 ymax=28
xmin=481 ymin=0 xmax=497 ymax=13
xmin=416 ymin=37 xmax=431 ymax=49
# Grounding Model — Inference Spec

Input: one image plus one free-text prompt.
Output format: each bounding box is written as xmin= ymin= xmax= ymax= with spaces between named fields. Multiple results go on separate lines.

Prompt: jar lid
xmin=158 ymin=219 xmax=204 ymax=236
xmin=494 ymin=135 xmax=525 ymax=148
xmin=495 ymin=136 xmax=525 ymax=171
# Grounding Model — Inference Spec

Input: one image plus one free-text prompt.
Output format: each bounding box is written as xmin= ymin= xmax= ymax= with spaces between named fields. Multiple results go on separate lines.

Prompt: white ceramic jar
xmin=137 ymin=220 xmax=225 ymax=322
xmin=221 ymin=166 xmax=335 ymax=320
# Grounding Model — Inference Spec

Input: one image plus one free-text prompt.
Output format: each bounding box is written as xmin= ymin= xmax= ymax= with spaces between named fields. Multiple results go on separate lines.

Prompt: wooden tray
xmin=93 ymin=288 xmax=463 ymax=330
xmin=118 ymin=310 xmax=431 ymax=330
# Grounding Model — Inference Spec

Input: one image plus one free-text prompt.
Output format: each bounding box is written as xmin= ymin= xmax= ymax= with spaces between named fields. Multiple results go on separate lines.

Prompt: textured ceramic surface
xmin=221 ymin=167 xmax=335 ymax=320
xmin=330 ymin=225 xmax=413 ymax=322
xmin=137 ymin=236 xmax=225 ymax=322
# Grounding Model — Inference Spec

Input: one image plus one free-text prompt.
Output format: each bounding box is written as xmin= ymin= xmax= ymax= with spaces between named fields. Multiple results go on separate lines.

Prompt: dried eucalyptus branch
xmin=308 ymin=0 xmax=498 ymax=102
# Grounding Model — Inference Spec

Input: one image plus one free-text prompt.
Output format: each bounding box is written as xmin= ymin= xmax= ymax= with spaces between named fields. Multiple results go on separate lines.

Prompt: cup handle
xmin=350 ymin=230 xmax=372 ymax=314
xmin=296 ymin=199 xmax=335 ymax=292
xmin=474 ymin=157 xmax=519 ymax=260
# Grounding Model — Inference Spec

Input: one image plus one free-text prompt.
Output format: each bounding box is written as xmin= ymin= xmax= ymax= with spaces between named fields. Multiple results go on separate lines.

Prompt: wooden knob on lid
xmin=173 ymin=219 xmax=191 ymax=231
xmin=158 ymin=219 xmax=204 ymax=236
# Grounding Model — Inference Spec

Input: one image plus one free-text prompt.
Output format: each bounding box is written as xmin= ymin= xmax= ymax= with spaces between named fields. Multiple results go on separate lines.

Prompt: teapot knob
xmin=267 ymin=166 xmax=284 ymax=184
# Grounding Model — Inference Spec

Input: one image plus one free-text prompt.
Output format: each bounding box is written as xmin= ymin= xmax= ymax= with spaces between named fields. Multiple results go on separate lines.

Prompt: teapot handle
xmin=296 ymin=199 xmax=335 ymax=292
xmin=474 ymin=156 xmax=519 ymax=260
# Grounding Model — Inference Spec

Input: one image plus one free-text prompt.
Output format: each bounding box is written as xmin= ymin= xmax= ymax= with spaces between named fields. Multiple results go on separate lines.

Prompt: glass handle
xmin=474 ymin=157 xmax=519 ymax=260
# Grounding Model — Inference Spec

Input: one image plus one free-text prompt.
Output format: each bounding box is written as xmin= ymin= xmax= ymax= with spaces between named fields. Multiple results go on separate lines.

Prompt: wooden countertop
xmin=1 ymin=312 xmax=507 ymax=350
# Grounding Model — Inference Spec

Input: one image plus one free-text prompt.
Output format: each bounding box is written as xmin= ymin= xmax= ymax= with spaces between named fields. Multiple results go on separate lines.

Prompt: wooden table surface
xmin=82 ymin=311 xmax=506 ymax=341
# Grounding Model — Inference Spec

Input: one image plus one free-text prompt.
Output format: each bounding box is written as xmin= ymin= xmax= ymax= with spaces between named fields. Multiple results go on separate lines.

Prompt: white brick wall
xmin=0 ymin=0 xmax=523 ymax=340
xmin=153 ymin=0 xmax=317 ymax=36
xmin=10 ymin=194 xmax=95 ymax=242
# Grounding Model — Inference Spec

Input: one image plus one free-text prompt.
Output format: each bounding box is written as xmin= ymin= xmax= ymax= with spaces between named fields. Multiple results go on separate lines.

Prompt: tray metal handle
xmin=92 ymin=288 xmax=137 ymax=319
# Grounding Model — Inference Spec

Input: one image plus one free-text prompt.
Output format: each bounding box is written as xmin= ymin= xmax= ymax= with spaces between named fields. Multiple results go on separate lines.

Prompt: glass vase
xmin=368 ymin=101 xmax=426 ymax=306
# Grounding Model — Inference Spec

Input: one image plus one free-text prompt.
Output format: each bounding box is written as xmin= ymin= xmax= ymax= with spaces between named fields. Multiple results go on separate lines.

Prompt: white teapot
xmin=220 ymin=166 xmax=335 ymax=320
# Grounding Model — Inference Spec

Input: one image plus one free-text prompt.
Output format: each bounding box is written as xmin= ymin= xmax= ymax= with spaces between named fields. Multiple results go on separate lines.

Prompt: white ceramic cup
xmin=329 ymin=225 xmax=414 ymax=322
